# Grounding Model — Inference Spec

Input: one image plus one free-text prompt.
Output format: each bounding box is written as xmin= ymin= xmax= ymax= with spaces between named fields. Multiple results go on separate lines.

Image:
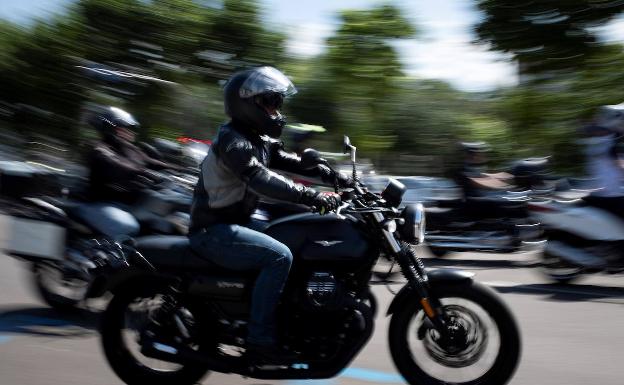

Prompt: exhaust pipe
xmin=141 ymin=341 xmax=238 ymax=373
xmin=427 ymin=242 xmax=511 ymax=251
xmin=427 ymin=233 xmax=513 ymax=250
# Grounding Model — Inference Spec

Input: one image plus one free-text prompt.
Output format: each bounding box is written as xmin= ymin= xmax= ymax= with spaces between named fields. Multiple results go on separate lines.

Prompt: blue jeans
xmin=75 ymin=203 xmax=140 ymax=238
xmin=188 ymin=223 xmax=293 ymax=346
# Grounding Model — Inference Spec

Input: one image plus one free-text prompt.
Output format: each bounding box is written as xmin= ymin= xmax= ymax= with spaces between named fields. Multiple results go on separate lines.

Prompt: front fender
xmin=386 ymin=268 xmax=475 ymax=316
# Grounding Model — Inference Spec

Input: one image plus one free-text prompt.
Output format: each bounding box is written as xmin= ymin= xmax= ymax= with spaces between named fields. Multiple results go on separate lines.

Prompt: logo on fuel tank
xmin=314 ymin=240 xmax=343 ymax=247
xmin=217 ymin=281 xmax=244 ymax=289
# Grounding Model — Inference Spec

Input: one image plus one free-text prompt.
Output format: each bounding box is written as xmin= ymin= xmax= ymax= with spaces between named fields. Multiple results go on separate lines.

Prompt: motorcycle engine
xmin=304 ymin=272 xmax=344 ymax=311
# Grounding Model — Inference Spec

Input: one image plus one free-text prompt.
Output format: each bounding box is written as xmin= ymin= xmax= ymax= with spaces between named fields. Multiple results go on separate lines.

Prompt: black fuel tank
xmin=264 ymin=213 xmax=374 ymax=266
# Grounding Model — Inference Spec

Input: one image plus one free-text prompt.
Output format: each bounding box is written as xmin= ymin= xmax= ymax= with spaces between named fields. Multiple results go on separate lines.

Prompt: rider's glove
xmin=318 ymin=164 xmax=353 ymax=188
xmin=335 ymin=172 xmax=353 ymax=188
xmin=301 ymin=190 xmax=341 ymax=215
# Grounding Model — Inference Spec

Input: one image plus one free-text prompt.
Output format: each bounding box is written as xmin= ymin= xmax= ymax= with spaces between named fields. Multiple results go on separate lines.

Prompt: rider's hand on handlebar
xmin=140 ymin=169 xmax=166 ymax=186
xmin=335 ymin=172 xmax=353 ymax=188
xmin=316 ymin=192 xmax=341 ymax=214
xmin=318 ymin=164 xmax=353 ymax=188
xmin=302 ymin=190 xmax=341 ymax=215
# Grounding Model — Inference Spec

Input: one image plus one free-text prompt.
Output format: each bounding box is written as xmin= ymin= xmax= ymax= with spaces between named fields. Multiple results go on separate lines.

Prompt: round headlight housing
xmin=400 ymin=203 xmax=426 ymax=244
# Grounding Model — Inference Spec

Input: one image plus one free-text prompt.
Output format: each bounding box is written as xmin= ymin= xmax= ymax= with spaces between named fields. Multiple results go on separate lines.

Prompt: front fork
xmin=378 ymin=217 xmax=448 ymax=334
xmin=393 ymin=243 xmax=447 ymax=331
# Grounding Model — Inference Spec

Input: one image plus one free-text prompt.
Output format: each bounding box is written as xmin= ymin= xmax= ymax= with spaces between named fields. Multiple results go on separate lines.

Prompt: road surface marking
xmin=0 ymin=334 xmax=12 ymax=344
xmin=341 ymin=367 xmax=404 ymax=383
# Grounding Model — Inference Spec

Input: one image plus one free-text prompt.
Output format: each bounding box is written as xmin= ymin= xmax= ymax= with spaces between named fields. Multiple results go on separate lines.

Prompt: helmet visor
xmin=239 ymin=66 xmax=297 ymax=99
xmin=109 ymin=107 xmax=140 ymax=128
xmin=255 ymin=92 xmax=284 ymax=111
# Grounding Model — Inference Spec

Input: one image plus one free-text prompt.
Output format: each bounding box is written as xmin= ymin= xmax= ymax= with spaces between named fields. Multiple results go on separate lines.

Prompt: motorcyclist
xmin=453 ymin=142 xmax=517 ymax=218
xmin=82 ymin=106 xmax=177 ymax=237
xmin=580 ymin=104 xmax=624 ymax=219
xmin=455 ymin=141 xmax=512 ymax=198
xmin=188 ymin=67 xmax=346 ymax=362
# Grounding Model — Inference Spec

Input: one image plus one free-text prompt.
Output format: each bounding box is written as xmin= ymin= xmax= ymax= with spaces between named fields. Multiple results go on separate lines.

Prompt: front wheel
xmin=32 ymin=262 xmax=88 ymax=312
xmin=389 ymin=282 xmax=521 ymax=385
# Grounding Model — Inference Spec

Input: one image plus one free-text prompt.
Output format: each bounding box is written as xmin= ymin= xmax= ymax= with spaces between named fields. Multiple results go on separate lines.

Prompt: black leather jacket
xmin=189 ymin=121 xmax=325 ymax=232
xmin=88 ymin=137 xmax=170 ymax=204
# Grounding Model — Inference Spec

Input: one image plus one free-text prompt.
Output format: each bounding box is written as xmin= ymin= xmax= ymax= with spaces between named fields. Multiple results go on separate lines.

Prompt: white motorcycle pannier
xmin=0 ymin=214 xmax=65 ymax=260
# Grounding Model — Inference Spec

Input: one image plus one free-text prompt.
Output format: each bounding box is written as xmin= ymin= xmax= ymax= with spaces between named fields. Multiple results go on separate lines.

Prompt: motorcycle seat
xmin=43 ymin=198 xmax=104 ymax=232
xmin=134 ymin=235 xmax=254 ymax=276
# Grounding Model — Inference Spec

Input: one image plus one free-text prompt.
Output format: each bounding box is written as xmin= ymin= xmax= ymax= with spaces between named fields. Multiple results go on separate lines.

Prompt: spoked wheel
xmin=540 ymin=251 xmax=583 ymax=284
xmin=101 ymin=283 xmax=210 ymax=385
xmin=33 ymin=262 xmax=89 ymax=311
xmin=389 ymin=282 xmax=520 ymax=385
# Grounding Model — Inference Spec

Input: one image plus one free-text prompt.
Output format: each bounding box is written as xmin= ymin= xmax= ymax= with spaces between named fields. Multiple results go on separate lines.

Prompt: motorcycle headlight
xmin=400 ymin=203 xmax=426 ymax=244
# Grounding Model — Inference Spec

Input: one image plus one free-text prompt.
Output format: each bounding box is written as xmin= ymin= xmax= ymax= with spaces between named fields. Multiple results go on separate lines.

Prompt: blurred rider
xmin=188 ymin=67 xmax=346 ymax=362
xmin=84 ymin=106 xmax=174 ymax=237
xmin=580 ymin=104 xmax=624 ymax=218
xmin=452 ymin=142 xmax=517 ymax=218
xmin=455 ymin=141 xmax=512 ymax=198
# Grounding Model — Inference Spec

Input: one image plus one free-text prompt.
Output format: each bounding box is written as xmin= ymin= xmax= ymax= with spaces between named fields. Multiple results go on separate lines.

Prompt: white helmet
xmin=595 ymin=103 xmax=624 ymax=132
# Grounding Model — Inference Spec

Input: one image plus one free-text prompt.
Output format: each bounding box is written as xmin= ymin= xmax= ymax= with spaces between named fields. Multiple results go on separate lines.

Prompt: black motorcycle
xmin=99 ymin=137 xmax=521 ymax=385
xmin=0 ymin=169 xmax=193 ymax=311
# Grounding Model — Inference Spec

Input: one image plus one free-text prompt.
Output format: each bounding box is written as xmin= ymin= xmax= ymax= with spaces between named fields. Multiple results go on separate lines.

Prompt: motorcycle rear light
xmin=528 ymin=203 xmax=559 ymax=212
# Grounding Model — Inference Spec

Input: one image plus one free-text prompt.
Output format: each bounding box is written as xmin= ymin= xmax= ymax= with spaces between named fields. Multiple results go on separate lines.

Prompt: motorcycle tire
xmin=389 ymin=281 xmax=521 ymax=385
xmin=540 ymin=252 xmax=582 ymax=284
xmin=32 ymin=262 xmax=83 ymax=312
xmin=428 ymin=247 xmax=450 ymax=258
xmin=101 ymin=281 xmax=210 ymax=385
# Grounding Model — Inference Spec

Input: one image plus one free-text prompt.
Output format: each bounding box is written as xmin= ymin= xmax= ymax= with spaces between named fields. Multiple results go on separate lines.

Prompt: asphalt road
xmin=1 ymin=249 xmax=623 ymax=385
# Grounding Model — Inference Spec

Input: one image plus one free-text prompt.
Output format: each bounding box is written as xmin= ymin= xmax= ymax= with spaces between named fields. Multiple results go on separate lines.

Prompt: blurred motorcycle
xmin=0 ymin=168 xmax=193 ymax=311
xmin=425 ymin=194 xmax=543 ymax=258
xmin=424 ymin=158 xmax=551 ymax=258
xmin=530 ymin=197 xmax=624 ymax=283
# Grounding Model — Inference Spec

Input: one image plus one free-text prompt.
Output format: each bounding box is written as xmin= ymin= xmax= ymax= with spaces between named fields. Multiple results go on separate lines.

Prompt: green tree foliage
xmin=0 ymin=17 xmax=88 ymax=142
xmin=199 ymin=0 xmax=286 ymax=78
xmin=475 ymin=0 xmax=624 ymax=76
xmin=0 ymin=0 xmax=288 ymax=142
xmin=2 ymin=0 xmax=624 ymax=175
xmin=290 ymin=5 xmax=416 ymax=154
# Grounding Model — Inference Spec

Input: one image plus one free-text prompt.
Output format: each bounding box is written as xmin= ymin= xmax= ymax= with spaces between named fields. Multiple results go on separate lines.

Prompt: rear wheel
xmin=101 ymin=282 xmax=210 ymax=385
xmin=540 ymin=251 xmax=583 ymax=284
xmin=389 ymin=282 xmax=520 ymax=385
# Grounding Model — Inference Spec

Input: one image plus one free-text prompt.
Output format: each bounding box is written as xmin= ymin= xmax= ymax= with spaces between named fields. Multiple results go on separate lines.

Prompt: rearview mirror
xmin=343 ymin=135 xmax=356 ymax=164
xmin=343 ymin=136 xmax=351 ymax=154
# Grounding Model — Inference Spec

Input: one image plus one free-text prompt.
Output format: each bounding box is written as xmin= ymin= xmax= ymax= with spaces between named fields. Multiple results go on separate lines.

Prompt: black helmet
xmin=459 ymin=141 xmax=490 ymax=154
xmin=223 ymin=66 xmax=297 ymax=138
xmin=89 ymin=106 xmax=140 ymax=138
xmin=459 ymin=141 xmax=490 ymax=167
